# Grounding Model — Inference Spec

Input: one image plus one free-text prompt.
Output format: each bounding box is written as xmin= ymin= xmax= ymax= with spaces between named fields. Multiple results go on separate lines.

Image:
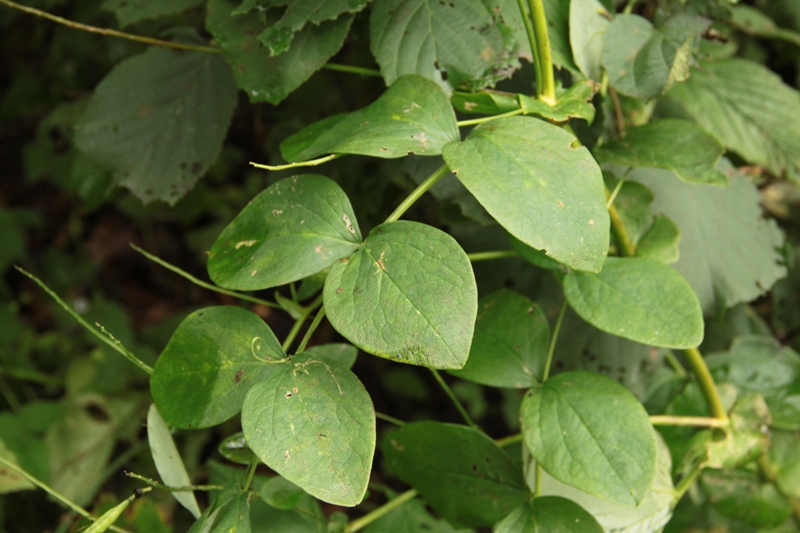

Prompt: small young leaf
xmin=84 ymin=494 xmax=135 ymax=533
xmin=382 ymin=422 xmax=528 ymax=527
xmin=442 ymin=116 xmax=609 ymax=273
xmin=218 ymin=432 xmax=256 ymax=465
xmin=241 ymin=353 xmax=375 ymax=506
xmin=323 ymin=221 xmax=477 ymax=369
xmin=563 ymin=257 xmax=704 ymax=349
xmin=521 ymin=371 xmax=658 ymax=507
xmin=207 ymin=175 xmax=361 ymax=291
xmin=448 ymin=289 xmax=549 ymax=388
xmin=147 ymin=404 xmax=201 ymax=518
xmin=636 ymin=214 xmax=680 ymax=265
xmin=517 ymin=80 xmax=596 ymax=123
xmin=151 ymin=307 xmax=285 ymax=429
xmin=280 ymin=75 xmax=459 ymax=162
xmin=495 ymin=496 xmax=604 ymax=533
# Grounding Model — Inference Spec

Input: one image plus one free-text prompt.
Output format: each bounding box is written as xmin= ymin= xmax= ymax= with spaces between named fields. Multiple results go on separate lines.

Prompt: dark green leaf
xmin=636 ymin=214 xmax=680 ymax=265
xmin=728 ymin=5 xmax=800 ymax=54
xmin=207 ymin=0 xmax=352 ymax=104
xmin=324 ymin=221 xmax=477 ymax=369
xmin=701 ymin=469 xmax=792 ymax=528
xmin=363 ymin=492 xmax=468 ymax=533
xmin=241 ymin=353 xmax=375 ymax=506
xmin=260 ymin=476 xmax=306 ymax=510
xmin=74 ymin=45 xmax=237 ymax=205
xmin=218 ymin=432 xmax=256 ymax=465
xmin=101 ymin=0 xmax=204 ymax=27
xmin=151 ymin=307 xmax=286 ymax=429
xmin=448 ymin=290 xmax=549 ymax=388
xmin=521 ymin=371 xmax=657 ymax=506
xmin=495 ymin=496 xmax=604 ymax=533
xmin=382 ymin=422 xmax=528 ymax=527
xmin=280 ymin=76 xmax=459 ymax=162
xmin=518 ymin=80 xmax=596 ymax=123
xmin=207 ymin=175 xmax=361 ymax=291
xmin=442 ymin=116 xmax=609 ymax=273
xmin=451 ymin=90 xmax=520 ymax=115
xmin=305 ymin=343 xmax=358 ymax=369
xmin=569 ymin=0 xmax=610 ymax=81
xmin=563 ymin=257 xmax=704 ymax=349
xmin=768 ymin=429 xmax=800 ymax=500
xmin=213 ymin=492 xmax=252 ymax=533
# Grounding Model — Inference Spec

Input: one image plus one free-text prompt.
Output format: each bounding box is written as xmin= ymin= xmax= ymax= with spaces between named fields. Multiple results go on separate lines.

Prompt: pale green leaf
xmin=442 ymin=116 xmax=609 ymax=273
xmin=207 ymin=175 xmax=361 ymax=291
xmin=324 ymin=221 xmax=477 ymax=369
xmin=241 ymin=353 xmax=375 ymax=506
xmin=569 ymin=0 xmax=610 ymax=81
xmin=495 ymin=496 xmax=604 ymax=533
xmin=521 ymin=371 xmax=658 ymax=507
xmin=769 ymin=429 xmax=800 ymax=500
xmin=729 ymin=5 xmax=800 ymax=48
xmin=280 ymin=76 xmax=459 ymax=162
xmin=0 ymin=440 xmax=33 ymax=493
xmin=84 ymin=496 xmax=134 ymax=533
xmin=150 ymin=307 xmax=286 ymax=429
xmin=101 ymin=0 xmax=203 ymax=27
xmin=518 ymin=79 xmax=596 ymax=123
xmin=702 ymin=392 xmax=771 ymax=469
xmin=636 ymin=213 xmax=680 ymax=265
xmin=74 ymin=44 xmax=237 ymax=205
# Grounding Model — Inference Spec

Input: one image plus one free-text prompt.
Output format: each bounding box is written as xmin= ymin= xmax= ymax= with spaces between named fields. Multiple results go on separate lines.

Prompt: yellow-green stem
xmin=683 ymin=347 xmax=729 ymax=423
xmin=542 ymin=300 xmax=567 ymax=381
xmin=347 ymin=490 xmax=418 ymax=532
xmin=528 ymin=0 xmax=557 ymax=103
xmin=515 ymin=0 xmax=542 ymax=90
xmin=296 ymin=306 xmax=326 ymax=354
xmin=606 ymin=187 xmax=636 ymax=257
xmin=250 ymin=154 xmax=341 ymax=172
xmin=467 ymin=250 xmax=519 ymax=262
xmin=282 ymin=294 xmax=324 ymax=352
xmin=649 ymin=415 xmax=728 ymax=428
xmin=430 ymin=369 xmax=478 ymax=430
xmin=375 ymin=412 xmax=406 ymax=426
xmin=385 ymin=165 xmax=449 ymax=223
xmin=323 ymin=63 xmax=382 ymax=77
xmin=456 ymin=107 xmax=525 ymax=127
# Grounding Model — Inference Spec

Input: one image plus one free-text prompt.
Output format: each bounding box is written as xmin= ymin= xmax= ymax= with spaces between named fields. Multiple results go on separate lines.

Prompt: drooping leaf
xmin=241 ymin=353 xmax=375 ymax=506
xmin=517 ymin=80 xmax=596 ymax=123
xmin=147 ymin=404 xmax=201 ymax=518
xmin=563 ymin=257 xmax=704 ymax=349
xmin=495 ymin=496 xmax=604 ymax=533
xmin=207 ymin=175 xmax=361 ymax=291
xmin=701 ymin=469 xmax=792 ymax=529
xmin=661 ymin=57 xmax=800 ymax=181
xmin=207 ymin=0 xmax=352 ymax=104
xmin=324 ymin=221 xmax=477 ymax=369
xmin=595 ymin=119 xmax=728 ymax=185
xmin=150 ymin=307 xmax=286 ymax=429
xmin=442 ymin=116 xmax=609 ymax=273
xmin=280 ymin=76 xmax=459 ymax=162
xmin=382 ymin=422 xmax=528 ymax=527
xmin=569 ymin=0 xmax=610 ymax=81
xmin=369 ymin=0 xmax=507 ymax=89
xmin=74 ymin=42 xmax=237 ymax=205
xmin=629 ymin=165 xmax=786 ymax=314
xmin=448 ymin=289 xmax=549 ymax=388
xmin=636 ymin=214 xmax=680 ymax=265
xmin=521 ymin=371 xmax=658 ymax=507
xmin=101 ymin=0 xmax=204 ymax=27
xmin=305 ymin=343 xmax=358 ymax=369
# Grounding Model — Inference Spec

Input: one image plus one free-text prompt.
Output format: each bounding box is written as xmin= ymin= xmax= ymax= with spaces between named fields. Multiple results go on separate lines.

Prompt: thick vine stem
xmin=649 ymin=415 xmax=728 ymax=428
xmin=683 ymin=347 xmax=729 ymax=424
xmin=467 ymin=250 xmax=519 ymax=262
xmin=528 ymin=0 xmax=557 ymax=104
xmin=607 ymin=193 xmax=637 ymax=257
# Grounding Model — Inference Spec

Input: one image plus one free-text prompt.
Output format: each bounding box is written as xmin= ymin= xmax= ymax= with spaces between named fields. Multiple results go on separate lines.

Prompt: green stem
xmin=649 ymin=415 xmax=728 ymax=428
xmin=606 ymin=187 xmax=636 ymax=257
xmin=250 ymin=154 xmax=342 ymax=172
xmin=15 ymin=266 xmax=153 ymax=375
xmin=322 ymin=63 xmax=383 ymax=77
xmin=296 ymin=306 xmax=326 ymax=354
xmin=375 ymin=412 xmax=406 ymax=426
xmin=0 ymin=0 xmax=221 ymax=53
xmin=282 ymin=294 xmax=324 ymax=352
xmin=673 ymin=463 xmax=702 ymax=503
xmin=429 ymin=369 xmax=478 ymax=430
xmin=348 ymin=489 xmax=418 ymax=533
xmin=515 ymin=0 xmax=543 ymax=91
xmin=623 ymin=0 xmax=639 ymax=14
xmin=495 ymin=433 xmax=522 ymax=447
xmin=456 ymin=108 xmax=525 ymax=127
xmin=528 ymin=0 xmax=557 ymax=104
xmin=606 ymin=168 xmax=632 ymax=209
xmin=467 ymin=250 xmax=519 ymax=262
xmin=385 ymin=165 xmax=449 ymax=223
xmin=125 ymin=472 xmax=223 ymax=492
xmin=243 ymin=457 xmax=259 ymax=492
xmin=130 ymin=244 xmax=281 ymax=310
xmin=683 ymin=347 xmax=729 ymax=423
xmin=542 ymin=300 xmax=567 ymax=381
xmin=664 ymin=350 xmax=688 ymax=378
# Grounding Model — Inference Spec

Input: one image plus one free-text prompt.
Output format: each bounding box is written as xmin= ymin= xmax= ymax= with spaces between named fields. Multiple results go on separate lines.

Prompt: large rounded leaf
xmin=324 ymin=221 xmax=477 ymax=369
xmin=495 ymin=496 xmax=604 ymax=533
xmin=442 ymin=116 xmax=609 ymax=273
xmin=150 ymin=306 xmax=285 ymax=429
xmin=241 ymin=353 xmax=375 ymax=506
xmin=563 ymin=257 xmax=704 ymax=349
xmin=521 ymin=371 xmax=658 ymax=507
xmin=207 ymin=175 xmax=362 ymax=291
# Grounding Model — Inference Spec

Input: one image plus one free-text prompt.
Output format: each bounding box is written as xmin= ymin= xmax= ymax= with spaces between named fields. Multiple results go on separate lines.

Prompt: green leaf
xmin=207 ymin=0 xmax=352 ymax=105
xmin=241 ymin=353 xmax=375 ymax=506
xmin=595 ymin=119 xmax=728 ymax=185
xmin=569 ymin=0 xmax=610 ymax=81
xmin=147 ymin=404 xmax=201 ymax=518
xmin=442 ymin=116 xmax=609 ymax=273
xmin=260 ymin=476 xmax=307 ymax=510
xmin=324 ymin=221 xmax=477 ymax=369
xmin=604 ymin=173 xmax=654 ymax=245
xmin=363 ymin=492 xmax=467 ymax=533
xmin=0 ymin=440 xmax=33 ymax=493
xmin=101 ymin=0 xmax=204 ymax=27
xmin=661 ymin=58 xmax=800 ymax=181
xmin=382 ymin=422 xmax=528 ymax=527
xmin=150 ymin=307 xmax=286 ymax=429
xmin=509 ymin=233 xmax=564 ymax=270
xmin=629 ymin=165 xmax=787 ymax=314
xmin=207 ymin=175 xmax=361 ymax=291
xmin=451 ymin=90 xmax=520 ymax=115
xmin=518 ymin=80 xmax=596 ymax=123
xmin=495 ymin=496 xmax=604 ymax=533
xmin=448 ymin=289 xmax=549 ymax=388
xmin=703 ymin=392 xmax=771 ymax=469
xmin=74 ymin=44 xmax=237 ymax=205
xmin=218 ymin=432 xmax=256 ymax=465
xmin=521 ymin=371 xmax=658 ymax=506
xmin=280 ymin=76 xmax=459 ymax=162
xmin=768 ymin=429 xmax=800 ymax=500
xmin=213 ymin=492 xmax=252 ymax=533
xmin=701 ymin=469 xmax=792 ymax=529
xmin=542 ymin=0 xmax=579 ymax=73
xmin=305 ymin=343 xmax=358 ymax=369
xmin=636 ymin=214 xmax=680 ymax=265
xmin=84 ymin=495 xmax=134 ymax=533
xmin=369 ymin=0 xmax=507 ymax=88
xmin=255 ymin=0 xmax=368 ymax=56
xmin=728 ymin=5 xmax=800 ymax=53
xmin=563 ymin=257 xmax=704 ymax=349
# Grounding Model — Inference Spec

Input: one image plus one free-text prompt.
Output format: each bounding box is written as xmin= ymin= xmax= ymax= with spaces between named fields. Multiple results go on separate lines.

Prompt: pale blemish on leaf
xmin=343 ymin=214 xmax=355 ymax=233
xmin=235 ymin=239 xmax=257 ymax=249
xmin=272 ymin=209 xmax=283 ymax=216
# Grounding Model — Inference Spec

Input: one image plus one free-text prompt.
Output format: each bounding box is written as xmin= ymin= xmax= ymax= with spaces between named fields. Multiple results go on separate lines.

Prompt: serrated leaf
xmin=569 ymin=0 xmax=610 ymax=81
xmin=369 ymin=0 xmax=507 ymax=88
xmin=147 ymin=404 xmax=201 ymax=518
xmin=442 ymin=116 xmax=609 ymax=272
xmin=324 ymin=221 xmax=477 ymax=369
xmin=74 ymin=45 xmax=237 ymax=205
xmin=207 ymin=0 xmax=352 ymax=104
xmin=280 ymin=76 xmax=459 ymax=162
xmin=207 ymin=175 xmax=361 ymax=291
xmin=151 ymin=307 xmax=286 ymax=429
xmin=595 ymin=119 xmax=728 ymax=185
xmin=382 ymin=422 xmax=528 ymax=527
xmin=101 ymin=0 xmax=204 ymax=27
xmin=636 ymin=213 xmax=680 ymax=264
xmin=305 ymin=343 xmax=358 ymax=369
xmin=564 ymin=257 xmax=704 ymax=349
xmin=448 ymin=289 xmax=549 ymax=388
xmin=521 ymin=371 xmax=658 ymax=507
xmin=495 ymin=496 xmax=604 ymax=533
xmin=241 ymin=353 xmax=375 ymax=506
xmin=518 ymin=80 xmax=596 ymax=123
xmin=629 ymin=165 xmax=786 ymax=314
